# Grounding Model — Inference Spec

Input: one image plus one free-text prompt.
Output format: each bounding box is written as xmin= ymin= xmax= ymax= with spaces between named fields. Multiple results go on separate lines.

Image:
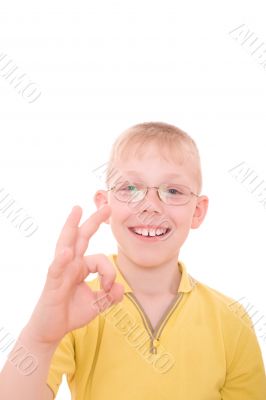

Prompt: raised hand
xmin=25 ymin=205 xmax=124 ymax=346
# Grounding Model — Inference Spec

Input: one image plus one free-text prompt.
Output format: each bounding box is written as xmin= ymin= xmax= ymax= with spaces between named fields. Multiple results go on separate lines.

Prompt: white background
xmin=0 ymin=0 xmax=266 ymax=397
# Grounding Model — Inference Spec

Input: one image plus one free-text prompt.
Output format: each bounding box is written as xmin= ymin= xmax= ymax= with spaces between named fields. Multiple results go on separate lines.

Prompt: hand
xmin=25 ymin=205 xmax=124 ymax=346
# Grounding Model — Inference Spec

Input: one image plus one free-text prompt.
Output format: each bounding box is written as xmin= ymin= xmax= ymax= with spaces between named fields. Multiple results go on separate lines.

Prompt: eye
xmin=165 ymin=186 xmax=185 ymax=196
xmin=127 ymin=185 xmax=137 ymax=191
xmin=117 ymin=182 xmax=139 ymax=192
xmin=169 ymin=189 xmax=182 ymax=195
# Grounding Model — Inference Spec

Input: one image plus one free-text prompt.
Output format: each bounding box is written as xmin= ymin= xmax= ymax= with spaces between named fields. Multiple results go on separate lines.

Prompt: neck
xmin=115 ymin=251 xmax=181 ymax=297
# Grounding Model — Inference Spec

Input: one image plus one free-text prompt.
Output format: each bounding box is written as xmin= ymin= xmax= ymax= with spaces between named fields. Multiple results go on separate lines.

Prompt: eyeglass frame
xmin=107 ymin=181 xmax=200 ymax=206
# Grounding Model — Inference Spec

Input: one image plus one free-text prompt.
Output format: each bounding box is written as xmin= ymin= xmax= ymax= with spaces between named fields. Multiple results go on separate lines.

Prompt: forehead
xmin=112 ymin=144 xmax=198 ymax=186
xmin=122 ymin=170 xmax=184 ymax=180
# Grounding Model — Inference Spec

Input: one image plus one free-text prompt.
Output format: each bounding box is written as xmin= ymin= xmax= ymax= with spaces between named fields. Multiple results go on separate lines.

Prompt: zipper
xmin=125 ymin=292 xmax=184 ymax=354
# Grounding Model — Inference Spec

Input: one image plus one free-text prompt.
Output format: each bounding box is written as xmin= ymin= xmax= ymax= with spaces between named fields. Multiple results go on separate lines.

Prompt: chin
xmin=123 ymin=249 xmax=174 ymax=269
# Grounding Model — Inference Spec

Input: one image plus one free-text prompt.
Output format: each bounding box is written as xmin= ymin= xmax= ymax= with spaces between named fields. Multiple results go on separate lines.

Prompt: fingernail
xmin=104 ymin=280 xmax=112 ymax=292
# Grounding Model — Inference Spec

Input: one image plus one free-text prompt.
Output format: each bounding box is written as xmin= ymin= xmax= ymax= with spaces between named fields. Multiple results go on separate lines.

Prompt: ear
xmin=191 ymin=195 xmax=209 ymax=229
xmin=94 ymin=190 xmax=110 ymax=224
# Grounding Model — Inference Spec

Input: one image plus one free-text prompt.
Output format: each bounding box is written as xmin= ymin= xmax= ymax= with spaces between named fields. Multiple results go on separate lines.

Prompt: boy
xmin=0 ymin=122 xmax=265 ymax=399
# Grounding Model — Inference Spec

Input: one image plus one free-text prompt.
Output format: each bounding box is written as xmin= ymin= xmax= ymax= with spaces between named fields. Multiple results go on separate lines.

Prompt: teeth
xmin=156 ymin=228 xmax=166 ymax=236
xmin=132 ymin=227 xmax=168 ymax=236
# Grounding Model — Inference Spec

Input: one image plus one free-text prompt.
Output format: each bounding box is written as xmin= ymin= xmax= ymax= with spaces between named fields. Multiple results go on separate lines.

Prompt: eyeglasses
xmin=107 ymin=181 xmax=199 ymax=206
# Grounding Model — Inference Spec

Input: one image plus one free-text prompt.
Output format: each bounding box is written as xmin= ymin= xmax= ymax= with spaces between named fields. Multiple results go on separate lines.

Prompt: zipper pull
xmin=150 ymin=338 xmax=160 ymax=354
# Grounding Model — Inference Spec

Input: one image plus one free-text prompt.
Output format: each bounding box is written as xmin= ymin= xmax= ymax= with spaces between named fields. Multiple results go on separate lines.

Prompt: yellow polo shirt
xmin=46 ymin=254 xmax=266 ymax=399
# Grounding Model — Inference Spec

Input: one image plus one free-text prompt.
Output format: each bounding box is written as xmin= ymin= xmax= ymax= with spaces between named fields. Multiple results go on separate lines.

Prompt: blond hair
xmin=105 ymin=122 xmax=202 ymax=194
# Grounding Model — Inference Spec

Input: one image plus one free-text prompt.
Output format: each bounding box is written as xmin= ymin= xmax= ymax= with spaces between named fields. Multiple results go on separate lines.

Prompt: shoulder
xmin=191 ymin=278 xmax=254 ymax=331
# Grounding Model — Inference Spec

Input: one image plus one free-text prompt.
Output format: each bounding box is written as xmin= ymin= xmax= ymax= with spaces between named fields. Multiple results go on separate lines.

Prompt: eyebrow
xmin=123 ymin=170 xmax=182 ymax=180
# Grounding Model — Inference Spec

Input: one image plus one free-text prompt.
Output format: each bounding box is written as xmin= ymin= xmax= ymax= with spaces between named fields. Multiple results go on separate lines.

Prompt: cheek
xmin=168 ymin=208 xmax=194 ymax=230
xmin=109 ymin=202 xmax=132 ymax=225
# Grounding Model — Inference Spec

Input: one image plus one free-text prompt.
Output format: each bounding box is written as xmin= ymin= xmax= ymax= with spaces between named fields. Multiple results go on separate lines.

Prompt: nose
xmin=140 ymin=187 xmax=164 ymax=213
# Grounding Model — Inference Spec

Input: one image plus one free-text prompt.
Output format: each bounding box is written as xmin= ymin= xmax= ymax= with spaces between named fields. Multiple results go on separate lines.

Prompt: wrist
xmin=18 ymin=325 xmax=60 ymax=356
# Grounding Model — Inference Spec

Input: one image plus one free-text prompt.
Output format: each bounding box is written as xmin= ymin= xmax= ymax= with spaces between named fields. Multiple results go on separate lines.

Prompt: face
xmin=94 ymin=144 xmax=208 ymax=268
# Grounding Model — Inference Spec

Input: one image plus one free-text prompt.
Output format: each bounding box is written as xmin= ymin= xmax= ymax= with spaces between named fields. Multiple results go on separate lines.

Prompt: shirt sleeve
xmin=46 ymin=331 xmax=75 ymax=398
xmin=221 ymin=323 xmax=266 ymax=399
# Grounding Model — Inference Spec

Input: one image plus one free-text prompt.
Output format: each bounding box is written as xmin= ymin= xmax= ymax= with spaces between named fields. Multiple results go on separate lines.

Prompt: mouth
xmin=128 ymin=226 xmax=172 ymax=241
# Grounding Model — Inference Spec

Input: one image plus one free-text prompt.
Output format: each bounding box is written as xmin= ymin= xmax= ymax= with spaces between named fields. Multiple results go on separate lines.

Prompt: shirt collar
xmin=107 ymin=254 xmax=196 ymax=294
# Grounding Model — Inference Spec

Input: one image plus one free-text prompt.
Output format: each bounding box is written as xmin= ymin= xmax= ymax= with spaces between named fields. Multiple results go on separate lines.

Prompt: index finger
xmin=55 ymin=205 xmax=82 ymax=257
xmin=75 ymin=204 xmax=111 ymax=256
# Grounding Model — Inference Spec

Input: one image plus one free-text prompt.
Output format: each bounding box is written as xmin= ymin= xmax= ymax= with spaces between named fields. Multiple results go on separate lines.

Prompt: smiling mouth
xmin=128 ymin=226 xmax=171 ymax=238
